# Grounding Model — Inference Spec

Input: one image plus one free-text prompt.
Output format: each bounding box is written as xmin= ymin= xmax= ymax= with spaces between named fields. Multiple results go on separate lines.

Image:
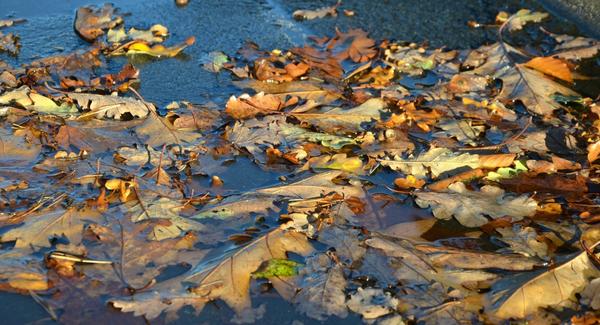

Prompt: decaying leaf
xmin=293 ymin=2 xmax=339 ymax=21
xmin=111 ymin=228 xmax=313 ymax=320
xmin=293 ymin=98 xmax=386 ymax=133
xmin=415 ymin=182 xmax=538 ymax=227
xmin=225 ymin=92 xmax=282 ymax=120
xmin=295 ymin=253 xmax=348 ymax=320
xmin=74 ymin=4 xmax=123 ymax=42
xmin=67 ymin=92 xmax=152 ymax=119
xmin=488 ymin=244 xmax=600 ymax=319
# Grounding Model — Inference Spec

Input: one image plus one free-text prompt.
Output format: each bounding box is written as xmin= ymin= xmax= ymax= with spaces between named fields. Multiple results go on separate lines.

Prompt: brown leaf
xmin=427 ymin=169 xmax=485 ymax=192
xmin=74 ymin=4 xmax=123 ymax=42
xmin=333 ymin=29 xmax=377 ymax=63
xmin=478 ymin=153 xmax=516 ymax=169
xmin=588 ymin=140 xmax=600 ymax=163
xmin=499 ymin=173 xmax=587 ymax=195
xmin=225 ymin=92 xmax=283 ymax=120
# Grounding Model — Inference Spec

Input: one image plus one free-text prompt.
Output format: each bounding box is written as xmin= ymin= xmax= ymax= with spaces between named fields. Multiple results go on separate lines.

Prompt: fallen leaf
xmin=111 ymin=227 xmax=313 ymax=320
xmin=488 ymin=243 xmax=600 ymax=319
xmin=113 ymin=36 xmax=195 ymax=57
xmin=0 ymin=32 xmax=20 ymax=55
xmin=293 ymin=97 xmax=386 ymax=133
xmin=74 ymin=4 xmax=123 ymax=42
xmin=415 ymin=182 xmax=538 ymax=227
xmin=1 ymin=208 xmax=99 ymax=248
xmin=295 ymin=253 xmax=348 ymax=320
xmin=524 ymin=56 xmax=573 ymax=83
xmin=67 ymin=92 xmax=151 ymax=119
xmin=293 ymin=3 xmax=338 ymax=21
xmin=347 ymin=288 xmax=398 ymax=319
xmin=225 ymin=92 xmax=282 ymax=119
xmin=588 ymin=140 xmax=600 ymax=163
xmin=394 ymin=175 xmax=425 ymax=189
xmin=503 ymin=9 xmax=548 ymax=32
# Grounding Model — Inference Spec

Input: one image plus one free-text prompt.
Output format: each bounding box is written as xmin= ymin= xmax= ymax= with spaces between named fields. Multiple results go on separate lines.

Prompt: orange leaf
xmin=225 ymin=92 xmax=283 ymax=120
xmin=394 ymin=175 xmax=425 ymax=189
xmin=588 ymin=140 xmax=600 ymax=163
xmin=524 ymin=57 xmax=573 ymax=83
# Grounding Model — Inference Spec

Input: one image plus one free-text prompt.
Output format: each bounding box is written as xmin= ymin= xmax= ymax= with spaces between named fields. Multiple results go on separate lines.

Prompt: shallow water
xmin=0 ymin=0 xmax=597 ymax=323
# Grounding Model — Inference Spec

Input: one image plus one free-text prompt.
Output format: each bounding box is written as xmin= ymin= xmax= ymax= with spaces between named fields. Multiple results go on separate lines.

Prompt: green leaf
xmin=252 ymin=259 xmax=303 ymax=278
xmin=486 ymin=160 xmax=528 ymax=182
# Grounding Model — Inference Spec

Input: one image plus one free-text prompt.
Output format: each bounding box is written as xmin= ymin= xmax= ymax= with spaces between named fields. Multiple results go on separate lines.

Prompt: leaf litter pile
xmin=1 ymin=4 xmax=600 ymax=324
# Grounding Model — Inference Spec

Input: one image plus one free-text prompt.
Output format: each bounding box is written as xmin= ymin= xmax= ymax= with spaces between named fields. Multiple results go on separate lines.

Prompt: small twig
xmin=29 ymin=290 xmax=58 ymax=321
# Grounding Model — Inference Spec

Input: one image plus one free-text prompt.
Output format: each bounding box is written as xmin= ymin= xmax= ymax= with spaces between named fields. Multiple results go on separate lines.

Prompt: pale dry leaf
xmin=293 ymin=3 xmax=338 ymax=21
xmin=415 ymin=182 xmax=538 ymax=227
xmin=225 ymin=92 xmax=282 ymax=120
xmin=292 ymin=98 xmax=386 ymax=134
xmin=488 ymin=245 xmax=600 ymax=319
xmin=346 ymin=287 xmax=398 ymax=319
xmin=67 ymin=92 xmax=151 ymax=119
xmin=379 ymin=147 xmax=480 ymax=179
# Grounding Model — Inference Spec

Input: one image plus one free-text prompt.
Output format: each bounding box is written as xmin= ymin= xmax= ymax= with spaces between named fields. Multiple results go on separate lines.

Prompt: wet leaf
xmin=111 ymin=228 xmax=313 ymax=320
xmin=114 ymin=36 xmax=195 ymax=57
xmin=74 ymin=4 xmax=123 ymax=42
xmin=488 ymin=244 xmax=600 ymax=319
xmin=67 ymin=92 xmax=151 ymax=119
xmin=415 ymin=182 xmax=538 ymax=227
xmin=293 ymin=3 xmax=339 ymax=21
xmin=295 ymin=254 xmax=348 ymax=320
xmin=292 ymin=97 xmax=386 ymax=133
xmin=225 ymin=92 xmax=282 ymax=120
xmin=252 ymin=258 xmax=302 ymax=278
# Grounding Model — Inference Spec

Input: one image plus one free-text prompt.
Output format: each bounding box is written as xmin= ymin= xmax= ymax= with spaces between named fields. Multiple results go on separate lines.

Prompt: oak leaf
xmin=415 ymin=182 xmax=538 ymax=227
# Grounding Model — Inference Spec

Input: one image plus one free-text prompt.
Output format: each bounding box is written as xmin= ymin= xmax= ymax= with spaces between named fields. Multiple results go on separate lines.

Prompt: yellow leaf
xmin=8 ymin=273 xmax=48 ymax=291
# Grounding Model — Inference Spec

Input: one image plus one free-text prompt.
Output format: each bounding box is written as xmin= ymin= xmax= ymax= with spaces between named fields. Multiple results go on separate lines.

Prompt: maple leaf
xmin=332 ymin=29 xmax=377 ymax=63
xmin=463 ymin=43 xmax=578 ymax=116
xmin=415 ymin=182 xmax=538 ymax=227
